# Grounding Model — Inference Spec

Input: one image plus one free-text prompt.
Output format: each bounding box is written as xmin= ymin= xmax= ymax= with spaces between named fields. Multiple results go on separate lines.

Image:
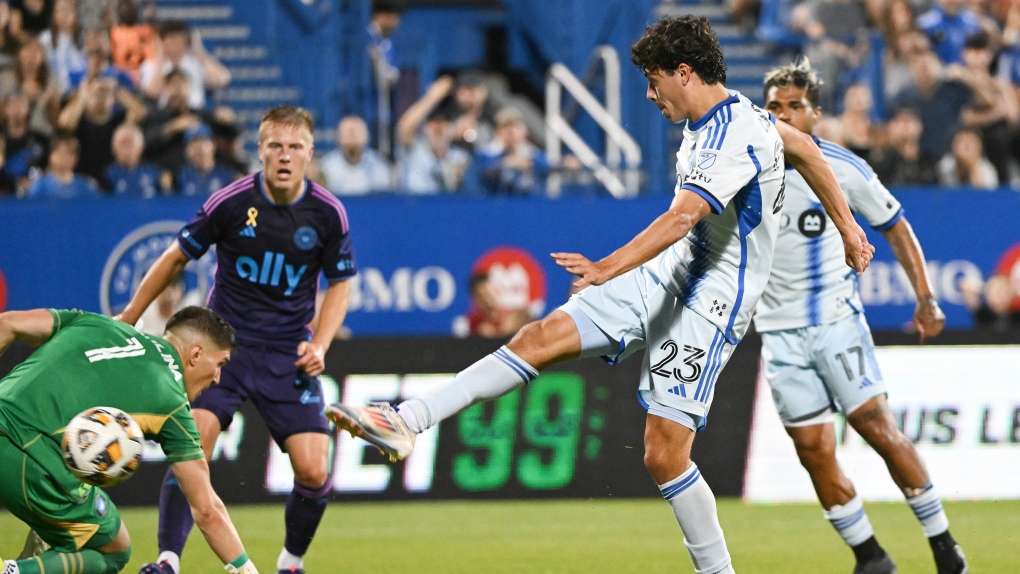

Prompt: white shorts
xmin=561 ymin=266 xmax=735 ymax=432
xmin=760 ymin=312 xmax=886 ymax=426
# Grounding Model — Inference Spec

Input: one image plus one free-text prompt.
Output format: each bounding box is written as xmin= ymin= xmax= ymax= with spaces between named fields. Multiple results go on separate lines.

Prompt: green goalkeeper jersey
xmin=0 ymin=309 xmax=204 ymax=466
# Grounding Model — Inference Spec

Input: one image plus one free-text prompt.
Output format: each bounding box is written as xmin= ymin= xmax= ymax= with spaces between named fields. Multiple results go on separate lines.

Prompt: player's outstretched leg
xmin=644 ymin=415 xmax=734 ymax=574
xmin=785 ymin=423 xmax=896 ymax=573
xmin=328 ymin=311 xmax=581 ymax=460
xmin=846 ymin=396 xmax=967 ymax=574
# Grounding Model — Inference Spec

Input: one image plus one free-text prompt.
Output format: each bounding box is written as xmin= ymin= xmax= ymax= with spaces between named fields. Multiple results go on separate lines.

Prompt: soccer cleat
xmin=139 ymin=561 xmax=176 ymax=574
xmin=325 ymin=402 xmax=415 ymax=462
xmin=933 ymin=544 xmax=968 ymax=574
xmin=276 ymin=569 xmax=305 ymax=574
xmin=853 ymin=551 xmax=897 ymax=574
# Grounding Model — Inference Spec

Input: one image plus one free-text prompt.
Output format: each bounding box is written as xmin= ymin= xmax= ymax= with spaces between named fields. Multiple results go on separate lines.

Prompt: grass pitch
xmin=2 ymin=499 xmax=1017 ymax=573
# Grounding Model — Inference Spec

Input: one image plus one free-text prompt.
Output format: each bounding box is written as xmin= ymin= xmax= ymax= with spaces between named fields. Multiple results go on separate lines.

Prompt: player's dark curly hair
xmin=166 ymin=306 xmax=236 ymax=350
xmin=630 ymin=16 xmax=726 ymax=84
xmin=763 ymin=57 xmax=824 ymax=107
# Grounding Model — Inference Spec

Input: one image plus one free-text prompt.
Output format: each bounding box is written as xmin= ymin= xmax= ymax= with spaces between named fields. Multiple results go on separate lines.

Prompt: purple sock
xmin=284 ymin=478 xmax=331 ymax=557
xmin=158 ymin=468 xmax=195 ymax=555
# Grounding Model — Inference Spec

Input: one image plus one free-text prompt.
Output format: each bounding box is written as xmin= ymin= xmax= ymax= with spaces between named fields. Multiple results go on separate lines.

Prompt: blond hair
xmin=259 ymin=105 xmax=315 ymax=142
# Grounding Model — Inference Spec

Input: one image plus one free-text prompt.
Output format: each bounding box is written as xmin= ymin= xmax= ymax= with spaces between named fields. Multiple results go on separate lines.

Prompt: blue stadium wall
xmin=0 ymin=189 xmax=1017 ymax=334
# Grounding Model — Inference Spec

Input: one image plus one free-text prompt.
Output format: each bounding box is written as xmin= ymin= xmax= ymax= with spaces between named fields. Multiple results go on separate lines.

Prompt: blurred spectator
xmin=835 ymin=83 xmax=878 ymax=159
xmin=141 ymin=69 xmax=226 ymax=173
xmin=937 ymin=128 xmax=999 ymax=187
xmin=109 ymin=0 xmax=155 ymax=85
xmin=474 ymin=107 xmax=550 ymax=196
xmin=0 ymin=38 xmax=60 ymax=135
xmin=871 ymin=106 xmax=940 ymax=184
xmin=209 ymin=105 xmax=247 ymax=175
xmin=1 ymin=91 xmax=48 ymax=191
xmin=955 ymin=32 xmax=1019 ymax=184
xmin=8 ymin=0 xmax=55 ymax=44
xmin=175 ymin=124 xmax=235 ymax=196
xmin=105 ymin=122 xmax=163 ymax=197
xmin=56 ymin=75 xmax=146 ymax=185
xmin=892 ymin=49 xmax=972 ymax=158
xmin=137 ymin=272 xmax=185 ymax=336
xmin=140 ymin=21 xmax=230 ymax=109
xmin=396 ymin=75 xmax=471 ymax=194
xmin=881 ymin=0 xmax=929 ymax=104
xmin=0 ymin=138 xmax=17 ymax=196
xmin=0 ymin=4 xmax=17 ymax=72
xmin=789 ymin=0 xmax=870 ymax=110
xmin=67 ymin=28 xmax=134 ymax=93
xmin=961 ymin=274 xmax=1020 ymax=331
xmin=25 ymin=134 xmax=99 ymax=199
xmin=458 ymin=272 xmax=531 ymax=337
xmin=320 ymin=115 xmax=392 ymax=195
xmin=444 ymin=71 xmax=496 ymax=153
xmin=916 ymin=0 xmax=984 ymax=63
xmin=38 ymin=0 xmax=85 ymax=97
xmin=364 ymin=0 xmax=405 ymax=157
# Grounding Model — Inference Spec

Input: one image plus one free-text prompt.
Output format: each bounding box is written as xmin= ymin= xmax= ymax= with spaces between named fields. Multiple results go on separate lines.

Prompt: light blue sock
xmin=824 ymin=495 xmax=875 ymax=547
xmin=906 ymin=484 xmax=949 ymax=537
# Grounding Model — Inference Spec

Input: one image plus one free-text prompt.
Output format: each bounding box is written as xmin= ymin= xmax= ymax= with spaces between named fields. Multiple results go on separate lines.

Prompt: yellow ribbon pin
xmin=246 ymin=207 xmax=258 ymax=227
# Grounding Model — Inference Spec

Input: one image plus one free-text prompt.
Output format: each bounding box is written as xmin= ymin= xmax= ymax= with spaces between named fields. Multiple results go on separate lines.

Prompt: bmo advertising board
xmin=744 ymin=344 xmax=1020 ymax=502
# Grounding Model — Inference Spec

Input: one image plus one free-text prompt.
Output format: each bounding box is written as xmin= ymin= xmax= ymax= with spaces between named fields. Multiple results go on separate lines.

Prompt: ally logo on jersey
xmin=237 ymin=250 xmax=307 ymax=296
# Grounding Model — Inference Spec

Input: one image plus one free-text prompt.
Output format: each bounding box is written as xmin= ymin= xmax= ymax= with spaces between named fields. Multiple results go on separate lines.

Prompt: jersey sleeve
xmin=46 ymin=309 xmax=85 ymax=338
xmin=177 ymin=205 xmax=222 ymax=260
xmin=155 ymin=403 xmax=205 ymax=463
xmin=678 ymin=134 xmax=764 ymax=214
xmin=320 ymin=209 xmax=357 ymax=283
xmin=840 ymin=160 xmax=903 ymax=231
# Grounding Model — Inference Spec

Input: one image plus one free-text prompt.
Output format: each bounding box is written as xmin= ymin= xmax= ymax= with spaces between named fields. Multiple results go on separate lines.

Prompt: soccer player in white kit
xmin=328 ymin=18 xmax=874 ymax=573
xmin=757 ymin=61 xmax=968 ymax=574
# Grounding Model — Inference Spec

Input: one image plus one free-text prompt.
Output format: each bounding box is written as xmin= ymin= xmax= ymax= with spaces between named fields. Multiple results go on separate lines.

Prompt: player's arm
xmin=552 ymin=191 xmax=711 ymax=289
xmin=117 ymin=244 xmax=191 ymax=326
xmin=775 ymin=120 xmax=874 ymax=274
xmin=882 ymin=217 xmax=944 ymax=341
xmin=171 ymin=457 xmax=259 ymax=573
xmin=296 ymin=279 xmax=351 ymax=377
xmin=0 ymin=309 xmax=56 ymax=356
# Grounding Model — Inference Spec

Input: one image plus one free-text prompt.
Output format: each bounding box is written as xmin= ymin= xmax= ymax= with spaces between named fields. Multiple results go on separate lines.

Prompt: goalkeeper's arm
xmin=172 ymin=457 xmax=259 ymax=573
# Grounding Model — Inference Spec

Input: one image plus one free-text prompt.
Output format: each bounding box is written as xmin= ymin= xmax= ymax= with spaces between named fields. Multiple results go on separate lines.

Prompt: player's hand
xmin=840 ymin=222 xmax=875 ymax=275
xmin=551 ymin=252 xmax=608 ymax=290
xmin=914 ymin=295 xmax=945 ymax=343
xmin=295 ymin=341 xmax=327 ymax=377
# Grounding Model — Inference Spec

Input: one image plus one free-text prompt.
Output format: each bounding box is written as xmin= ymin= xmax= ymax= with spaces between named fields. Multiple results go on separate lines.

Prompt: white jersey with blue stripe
xmin=649 ymin=90 xmax=786 ymax=344
xmin=753 ymin=137 xmax=903 ymax=332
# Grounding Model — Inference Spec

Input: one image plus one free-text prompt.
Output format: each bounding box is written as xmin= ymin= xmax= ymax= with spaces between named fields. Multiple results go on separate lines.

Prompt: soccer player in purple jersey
xmin=119 ymin=106 xmax=356 ymax=574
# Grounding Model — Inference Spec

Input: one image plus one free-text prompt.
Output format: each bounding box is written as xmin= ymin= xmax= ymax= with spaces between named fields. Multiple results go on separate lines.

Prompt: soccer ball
xmin=62 ymin=407 xmax=144 ymax=487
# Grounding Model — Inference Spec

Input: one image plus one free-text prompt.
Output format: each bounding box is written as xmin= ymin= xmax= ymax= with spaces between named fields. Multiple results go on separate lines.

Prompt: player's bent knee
xmin=507 ymin=312 xmax=580 ymax=369
xmin=103 ymin=546 xmax=131 ymax=574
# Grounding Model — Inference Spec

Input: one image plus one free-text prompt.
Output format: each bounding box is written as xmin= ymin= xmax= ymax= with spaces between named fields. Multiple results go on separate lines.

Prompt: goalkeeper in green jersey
xmin=0 ymin=307 xmax=259 ymax=574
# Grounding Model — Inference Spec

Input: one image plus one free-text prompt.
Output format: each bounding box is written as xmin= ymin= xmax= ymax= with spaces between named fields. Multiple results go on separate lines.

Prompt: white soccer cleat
xmin=326 ymin=402 xmax=415 ymax=462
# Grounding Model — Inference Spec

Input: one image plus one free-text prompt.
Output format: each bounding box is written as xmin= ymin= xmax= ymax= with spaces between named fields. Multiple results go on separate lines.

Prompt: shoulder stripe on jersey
xmin=310 ymin=184 xmax=350 ymax=233
xmin=818 ymin=142 xmax=873 ymax=179
xmin=872 ymin=207 xmax=904 ymax=231
xmin=706 ymin=105 xmax=733 ymax=150
xmin=203 ymin=174 xmax=257 ymax=213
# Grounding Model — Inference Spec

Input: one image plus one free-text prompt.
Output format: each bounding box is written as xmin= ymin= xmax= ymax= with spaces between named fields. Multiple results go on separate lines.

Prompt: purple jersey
xmin=177 ymin=173 xmax=356 ymax=343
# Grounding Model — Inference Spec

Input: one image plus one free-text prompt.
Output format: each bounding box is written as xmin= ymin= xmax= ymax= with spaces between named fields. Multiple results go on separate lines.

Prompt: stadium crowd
xmin=747 ymin=0 xmax=1020 ymax=189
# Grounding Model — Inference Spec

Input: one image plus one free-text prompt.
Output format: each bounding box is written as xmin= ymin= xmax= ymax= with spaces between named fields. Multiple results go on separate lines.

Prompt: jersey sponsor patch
xmin=798 ymin=209 xmax=826 ymax=238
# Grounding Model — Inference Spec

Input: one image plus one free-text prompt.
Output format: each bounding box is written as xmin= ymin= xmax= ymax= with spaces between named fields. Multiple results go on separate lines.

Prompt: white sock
xmin=397 ymin=346 xmax=538 ymax=433
xmin=824 ymin=495 xmax=875 ymax=547
xmin=277 ymin=548 xmax=303 ymax=570
xmin=157 ymin=551 xmax=181 ymax=574
xmin=3 ymin=560 xmax=21 ymax=574
xmin=906 ymin=484 xmax=949 ymax=537
xmin=659 ymin=463 xmax=734 ymax=574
